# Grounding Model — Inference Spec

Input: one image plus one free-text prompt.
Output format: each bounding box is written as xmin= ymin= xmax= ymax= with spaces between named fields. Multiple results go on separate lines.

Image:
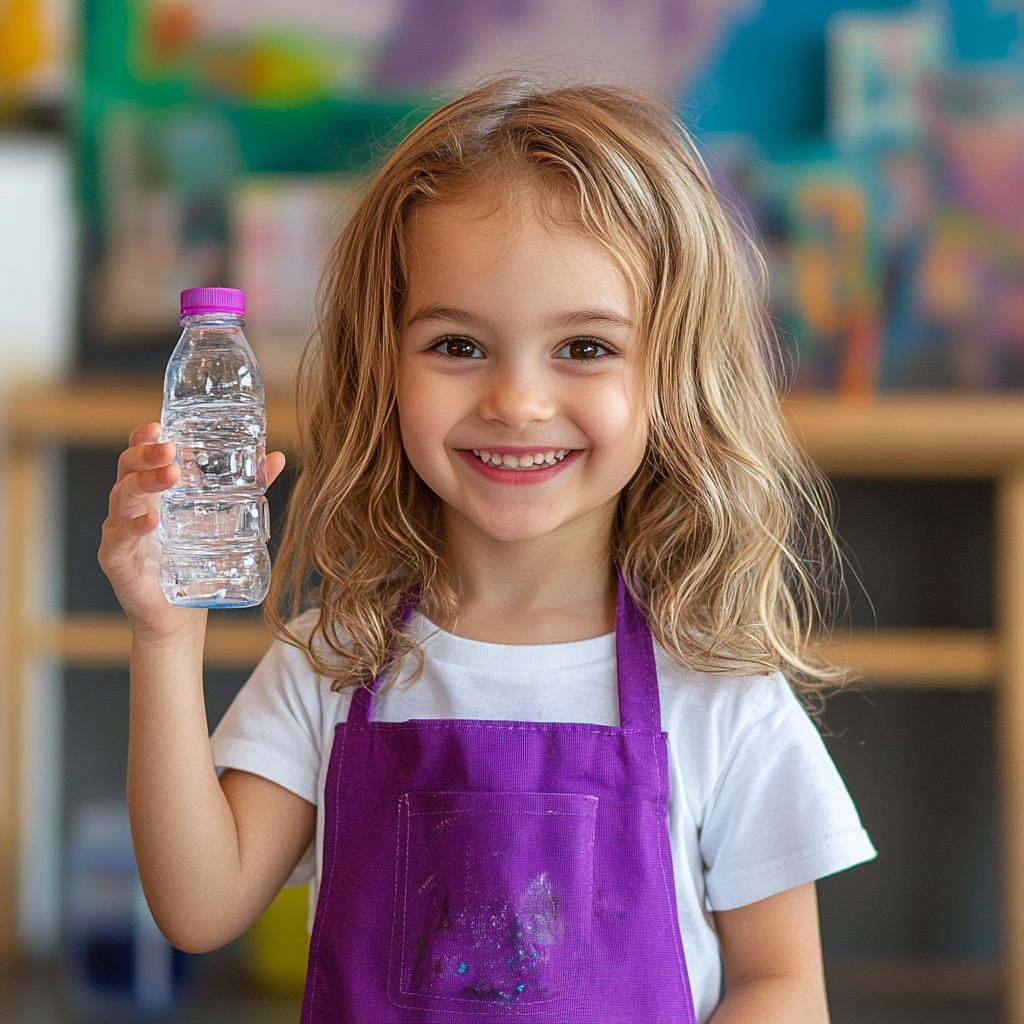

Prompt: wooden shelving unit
xmin=794 ymin=392 xmax=1024 ymax=1021
xmin=3 ymin=382 xmax=1024 ymax=1013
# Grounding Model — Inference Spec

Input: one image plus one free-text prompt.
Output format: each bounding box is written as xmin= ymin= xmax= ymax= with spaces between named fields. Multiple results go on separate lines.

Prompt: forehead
xmin=401 ymin=198 xmax=633 ymax=324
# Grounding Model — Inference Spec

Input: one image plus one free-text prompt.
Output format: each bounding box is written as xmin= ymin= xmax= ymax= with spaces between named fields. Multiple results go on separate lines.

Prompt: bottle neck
xmin=181 ymin=312 xmax=244 ymax=327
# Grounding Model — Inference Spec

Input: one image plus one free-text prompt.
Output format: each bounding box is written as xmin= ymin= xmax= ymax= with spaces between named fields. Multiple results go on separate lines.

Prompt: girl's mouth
xmin=470 ymin=448 xmax=571 ymax=470
xmin=456 ymin=447 xmax=581 ymax=484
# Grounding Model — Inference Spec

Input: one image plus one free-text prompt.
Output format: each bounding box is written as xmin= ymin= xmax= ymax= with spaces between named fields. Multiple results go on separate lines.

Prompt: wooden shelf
xmin=6 ymin=380 xmax=1024 ymax=476
xmin=19 ymin=612 xmax=999 ymax=686
xmin=4 ymin=375 xmax=299 ymax=452
xmin=23 ymin=614 xmax=275 ymax=670
xmin=826 ymin=956 xmax=998 ymax=1001
xmin=783 ymin=393 xmax=1024 ymax=477
xmin=819 ymin=628 xmax=997 ymax=688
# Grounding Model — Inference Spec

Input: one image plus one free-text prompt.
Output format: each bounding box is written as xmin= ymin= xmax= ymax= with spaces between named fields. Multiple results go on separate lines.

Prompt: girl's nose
xmin=477 ymin=370 xmax=556 ymax=430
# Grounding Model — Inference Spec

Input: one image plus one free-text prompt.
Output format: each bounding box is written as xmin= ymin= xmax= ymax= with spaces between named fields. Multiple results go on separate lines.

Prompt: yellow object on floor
xmin=245 ymin=884 xmax=310 ymax=995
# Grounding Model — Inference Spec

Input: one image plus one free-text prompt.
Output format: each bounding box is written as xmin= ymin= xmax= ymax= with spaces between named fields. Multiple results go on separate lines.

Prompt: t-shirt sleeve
xmin=209 ymin=634 xmax=324 ymax=807
xmin=698 ymin=675 xmax=876 ymax=911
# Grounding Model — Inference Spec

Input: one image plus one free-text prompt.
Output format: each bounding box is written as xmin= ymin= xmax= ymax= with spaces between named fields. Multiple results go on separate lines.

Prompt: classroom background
xmin=1 ymin=1 xmax=1023 ymax=1021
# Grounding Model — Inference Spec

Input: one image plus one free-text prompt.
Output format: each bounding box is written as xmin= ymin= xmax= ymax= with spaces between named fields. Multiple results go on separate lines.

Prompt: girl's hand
xmin=98 ymin=422 xmax=286 ymax=641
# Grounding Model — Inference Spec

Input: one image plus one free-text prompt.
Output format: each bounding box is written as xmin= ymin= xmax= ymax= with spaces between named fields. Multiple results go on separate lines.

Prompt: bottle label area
xmin=159 ymin=496 xmax=269 ymax=546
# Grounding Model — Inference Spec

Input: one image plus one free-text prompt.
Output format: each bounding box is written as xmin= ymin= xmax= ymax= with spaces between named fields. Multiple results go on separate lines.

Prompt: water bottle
xmin=159 ymin=287 xmax=270 ymax=608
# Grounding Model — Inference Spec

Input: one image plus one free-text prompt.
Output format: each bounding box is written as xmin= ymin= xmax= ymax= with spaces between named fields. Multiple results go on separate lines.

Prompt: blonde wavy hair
xmin=266 ymin=77 xmax=843 ymax=702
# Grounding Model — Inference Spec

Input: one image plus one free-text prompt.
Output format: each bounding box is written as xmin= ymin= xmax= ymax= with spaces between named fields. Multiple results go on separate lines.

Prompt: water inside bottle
xmin=161 ymin=399 xmax=266 ymax=494
xmin=159 ymin=397 xmax=270 ymax=608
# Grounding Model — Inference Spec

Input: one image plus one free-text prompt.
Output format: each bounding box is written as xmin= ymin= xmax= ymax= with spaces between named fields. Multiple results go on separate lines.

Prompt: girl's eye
xmin=553 ymin=337 xmax=613 ymax=362
xmin=434 ymin=336 xmax=483 ymax=359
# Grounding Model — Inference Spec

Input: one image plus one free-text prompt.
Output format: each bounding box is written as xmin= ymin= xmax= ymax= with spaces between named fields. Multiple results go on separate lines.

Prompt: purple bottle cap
xmin=180 ymin=287 xmax=245 ymax=317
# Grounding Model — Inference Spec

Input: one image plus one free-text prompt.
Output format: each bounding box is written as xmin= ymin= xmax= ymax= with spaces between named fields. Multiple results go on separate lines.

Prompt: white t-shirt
xmin=210 ymin=611 xmax=874 ymax=1023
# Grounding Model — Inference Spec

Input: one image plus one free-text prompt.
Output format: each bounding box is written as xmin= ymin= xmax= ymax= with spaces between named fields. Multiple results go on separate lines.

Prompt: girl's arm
xmin=710 ymin=882 xmax=830 ymax=1023
xmin=100 ymin=422 xmax=314 ymax=952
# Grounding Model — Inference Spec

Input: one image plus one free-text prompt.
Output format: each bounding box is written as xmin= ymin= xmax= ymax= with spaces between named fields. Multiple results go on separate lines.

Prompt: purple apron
xmin=301 ymin=575 xmax=698 ymax=1022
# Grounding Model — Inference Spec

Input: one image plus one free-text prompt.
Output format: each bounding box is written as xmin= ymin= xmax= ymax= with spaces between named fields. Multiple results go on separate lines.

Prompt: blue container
xmin=65 ymin=803 xmax=196 ymax=1013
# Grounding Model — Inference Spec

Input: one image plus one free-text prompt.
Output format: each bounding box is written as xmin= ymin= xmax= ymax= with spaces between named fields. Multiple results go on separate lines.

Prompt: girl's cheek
xmin=586 ymin=389 xmax=643 ymax=442
xmin=595 ymin=403 xmax=648 ymax=478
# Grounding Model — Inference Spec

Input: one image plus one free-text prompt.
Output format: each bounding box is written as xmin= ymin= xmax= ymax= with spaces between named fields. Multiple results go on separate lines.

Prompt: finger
xmin=105 ymin=485 xmax=161 ymax=535
xmin=120 ymin=462 xmax=180 ymax=500
xmin=266 ymin=451 xmax=287 ymax=488
xmin=102 ymin=508 xmax=158 ymax=542
xmin=107 ymin=463 xmax=180 ymax=528
xmin=128 ymin=422 xmax=163 ymax=448
xmin=99 ymin=512 xmax=159 ymax=575
xmin=117 ymin=440 xmax=177 ymax=483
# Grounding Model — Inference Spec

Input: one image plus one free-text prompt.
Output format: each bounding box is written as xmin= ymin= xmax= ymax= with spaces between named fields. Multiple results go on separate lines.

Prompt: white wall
xmin=0 ymin=134 xmax=75 ymax=955
xmin=0 ymin=134 xmax=75 ymax=385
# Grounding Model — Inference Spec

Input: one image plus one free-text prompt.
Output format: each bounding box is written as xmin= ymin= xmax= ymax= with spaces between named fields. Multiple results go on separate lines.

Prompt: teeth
xmin=470 ymin=448 xmax=571 ymax=469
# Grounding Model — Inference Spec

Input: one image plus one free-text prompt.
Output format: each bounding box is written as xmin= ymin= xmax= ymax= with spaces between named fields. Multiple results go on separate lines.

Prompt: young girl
xmin=99 ymin=80 xmax=874 ymax=1023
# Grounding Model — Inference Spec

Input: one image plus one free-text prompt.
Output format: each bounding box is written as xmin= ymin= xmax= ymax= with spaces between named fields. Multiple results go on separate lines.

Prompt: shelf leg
xmin=0 ymin=443 xmax=44 ymax=963
xmin=997 ymin=470 xmax=1024 ymax=1023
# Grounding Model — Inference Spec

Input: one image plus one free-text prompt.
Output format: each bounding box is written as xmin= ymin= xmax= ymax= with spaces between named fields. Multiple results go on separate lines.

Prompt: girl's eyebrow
xmin=404 ymin=305 xmax=489 ymax=330
xmin=404 ymin=305 xmax=633 ymax=331
xmin=546 ymin=308 xmax=633 ymax=331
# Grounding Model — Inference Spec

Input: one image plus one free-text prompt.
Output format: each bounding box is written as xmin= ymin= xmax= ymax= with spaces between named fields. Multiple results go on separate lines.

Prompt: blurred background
xmin=1 ymin=1 xmax=1023 ymax=1021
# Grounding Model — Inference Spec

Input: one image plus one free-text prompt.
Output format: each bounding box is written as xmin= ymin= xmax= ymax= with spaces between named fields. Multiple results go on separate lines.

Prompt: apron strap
xmin=348 ymin=584 xmax=423 ymax=724
xmin=614 ymin=568 xmax=662 ymax=733
xmin=349 ymin=573 xmax=663 ymax=732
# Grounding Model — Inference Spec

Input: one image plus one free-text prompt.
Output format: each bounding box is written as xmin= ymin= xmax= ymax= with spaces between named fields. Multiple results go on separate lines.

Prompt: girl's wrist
xmin=129 ymin=607 xmax=208 ymax=653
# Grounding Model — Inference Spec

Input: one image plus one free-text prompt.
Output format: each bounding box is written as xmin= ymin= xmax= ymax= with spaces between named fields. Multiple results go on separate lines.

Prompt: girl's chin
xmin=454 ymin=510 xmax=574 ymax=545
xmin=439 ymin=491 xmax=622 ymax=545
xmin=471 ymin=524 xmax=566 ymax=544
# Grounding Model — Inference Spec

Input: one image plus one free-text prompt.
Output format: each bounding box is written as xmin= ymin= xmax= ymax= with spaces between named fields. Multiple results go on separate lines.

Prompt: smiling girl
xmin=99 ymin=80 xmax=874 ymax=1023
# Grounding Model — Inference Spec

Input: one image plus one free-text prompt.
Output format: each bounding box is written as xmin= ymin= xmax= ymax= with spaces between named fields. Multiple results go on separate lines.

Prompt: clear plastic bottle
xmin=159 ymin=287 xmax=270 ymax=608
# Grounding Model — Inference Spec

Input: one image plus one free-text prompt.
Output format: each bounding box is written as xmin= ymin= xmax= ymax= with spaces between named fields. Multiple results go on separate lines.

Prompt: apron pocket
xmin=388 ymin=790 xmax=598 ymax=1012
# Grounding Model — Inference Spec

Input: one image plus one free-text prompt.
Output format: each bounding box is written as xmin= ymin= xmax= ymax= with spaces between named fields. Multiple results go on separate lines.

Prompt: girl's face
xmin=397 ymin=196 xmax=648 ymax=545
